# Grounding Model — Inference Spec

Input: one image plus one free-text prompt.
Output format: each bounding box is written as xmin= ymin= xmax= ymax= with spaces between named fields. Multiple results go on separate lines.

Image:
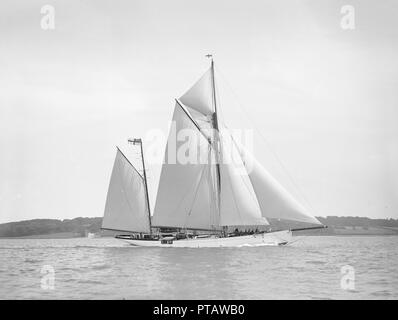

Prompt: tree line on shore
xmin=0 ymin=217 xmax=102 ymax=237
xmin=0 ymin=216 xmax=397 ymax=237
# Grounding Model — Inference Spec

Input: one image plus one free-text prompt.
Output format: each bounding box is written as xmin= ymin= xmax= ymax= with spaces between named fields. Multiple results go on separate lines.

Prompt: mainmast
xmin=208 ymin=55 xmax=223 ymax=234
xmin=209 ymin=57 xmax=219 ymax=128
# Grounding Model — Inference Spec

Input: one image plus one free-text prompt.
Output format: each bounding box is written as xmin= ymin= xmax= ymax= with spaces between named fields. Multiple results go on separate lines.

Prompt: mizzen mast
xmin=128 ymin=138 xmax=152 ymax=235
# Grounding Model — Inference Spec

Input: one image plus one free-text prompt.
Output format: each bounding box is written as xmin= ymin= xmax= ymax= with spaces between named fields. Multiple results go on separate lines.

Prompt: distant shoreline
xmin=0 ymin=232 xmax=82 ymax=239
xmin=293 ymin=226 xmax=398 ymax=236
xmin=1 ymin=235 xmax=397 ymax=240
xmin=1 ymin=216 xmax=398 ymax=239
xmin=1 ymin=229 xmax=398 ymax=240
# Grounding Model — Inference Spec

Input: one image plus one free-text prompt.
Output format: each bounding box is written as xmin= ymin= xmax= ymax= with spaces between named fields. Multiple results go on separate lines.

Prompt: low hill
xmin=0 ymin=216 xmax=397 ymax=238
xmin=269 ymin=216 xmax=398 ymax=236
xmin=0 ymin=217 xmax=102 ymax=238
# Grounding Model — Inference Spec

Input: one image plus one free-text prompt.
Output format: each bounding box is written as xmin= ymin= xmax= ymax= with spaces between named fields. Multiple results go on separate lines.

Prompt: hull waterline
xmin=117 ymin=230 xmax=292 ymax=248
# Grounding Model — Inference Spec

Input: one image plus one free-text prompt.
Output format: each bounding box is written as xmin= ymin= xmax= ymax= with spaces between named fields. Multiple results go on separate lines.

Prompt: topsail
xmin=180 ymin=68 xmax=214 ymax=117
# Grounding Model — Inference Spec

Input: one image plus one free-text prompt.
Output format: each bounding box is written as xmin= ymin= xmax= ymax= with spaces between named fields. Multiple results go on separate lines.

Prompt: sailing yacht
xmin=101 ymin=58 xmax=326 ymax=247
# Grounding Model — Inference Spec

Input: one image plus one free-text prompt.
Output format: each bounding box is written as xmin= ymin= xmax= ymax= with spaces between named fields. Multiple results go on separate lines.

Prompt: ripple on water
xmin=0 ymin=236 xmax=397 ymax=299
xmin=77 ymin=279 xmax=105 ymax=285
xmin=371 ymin=290 xmax=392 ymax=298
xmin=91 ymin=263 xmax=112 ymax=270
xmin=306 ymin=260 xmax=327 ymax=265
xmin=23 ymin=258 xmax=42 ymax=263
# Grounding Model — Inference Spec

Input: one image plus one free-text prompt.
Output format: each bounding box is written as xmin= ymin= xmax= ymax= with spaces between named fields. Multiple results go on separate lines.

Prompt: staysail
xmin=219 ymin=129 xmax=269 ymax=226
xmin=231 ymin=138 xmax=322 ymax=225
xmin=102 ymin=148 xmax=151 ymax=233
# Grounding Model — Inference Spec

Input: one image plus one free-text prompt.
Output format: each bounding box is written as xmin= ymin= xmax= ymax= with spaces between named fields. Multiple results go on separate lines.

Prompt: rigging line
xmin=286 ymin=236 xmax=305 ymax=246
xmin=101 ymin=227 xmax=146 ymax=234
xmin=208 ymin=159 xmax=218 ymax=229
xmin=217 ymin=135 xmax=245 ymax=227
xmin=116 ymin=147 xmax=144 ymax=181
xmin=211 ymin=60 xmax=223 ymax=232
xmin=182 ymin=164 xmax=208 ymax=228
xmin=195 ymin=118 xmax=210 ymax=124
xmin=207 ymin=146 xmax=219 ymax=229
xmin=169 ymin=165 xmax=207 ymax=225
xmin=175 ymin=99 xmax=212 ymax=145
xmin=215 ymin=66 xmax=319 ymax=217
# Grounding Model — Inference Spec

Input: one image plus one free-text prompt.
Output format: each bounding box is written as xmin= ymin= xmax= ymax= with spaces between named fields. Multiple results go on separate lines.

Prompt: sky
xmin=0 ymin=0 xmax=397 ymax=223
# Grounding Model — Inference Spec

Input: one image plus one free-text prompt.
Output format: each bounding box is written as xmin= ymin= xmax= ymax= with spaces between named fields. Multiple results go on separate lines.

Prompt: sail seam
xmin=102 ymin=157 xmax=147 ymax=233
xmin=116 ymin=147 xmax=144 ymax=181
xmin=227 ymin=132 xmax=268 ymax=221
xmin=221 ymin=163 xmax=244 ymax=227
xmin=175 ymin=99 xmax=212 ymax=145
xmin=121 ymin=161 xmax=147 ymax=231
xmin=167 ymin=166 xmax=207 ymax=227
xmin=222 ymin=130 xmax=261 ymax=205
xmin=183 ymin=165 xmax=208 ymax=229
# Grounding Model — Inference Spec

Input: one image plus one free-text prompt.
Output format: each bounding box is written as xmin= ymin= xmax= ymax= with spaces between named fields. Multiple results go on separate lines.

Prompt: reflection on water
xmin=0 ymin=236 xmax=397 ymax=299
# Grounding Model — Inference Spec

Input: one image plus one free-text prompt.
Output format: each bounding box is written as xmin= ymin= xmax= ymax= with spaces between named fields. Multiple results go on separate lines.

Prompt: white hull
xmin=119 ymin=230 xmax=292 ymax=248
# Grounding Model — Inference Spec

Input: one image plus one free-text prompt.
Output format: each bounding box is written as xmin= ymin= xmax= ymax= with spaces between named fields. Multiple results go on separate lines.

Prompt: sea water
xmin=0 ymin=235 xmax=397 ymax=299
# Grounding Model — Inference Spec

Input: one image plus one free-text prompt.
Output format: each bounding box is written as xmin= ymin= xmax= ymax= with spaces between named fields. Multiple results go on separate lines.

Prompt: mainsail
xmin=102 ymin=148 xmax=151 ymax=233
xmin=152 ymin=103 xmax=218 ymax=230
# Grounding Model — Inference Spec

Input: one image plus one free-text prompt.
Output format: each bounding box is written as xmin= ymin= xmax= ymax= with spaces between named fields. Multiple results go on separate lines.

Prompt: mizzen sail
xmin=102 ymin=148 xmax=151 ymax=233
